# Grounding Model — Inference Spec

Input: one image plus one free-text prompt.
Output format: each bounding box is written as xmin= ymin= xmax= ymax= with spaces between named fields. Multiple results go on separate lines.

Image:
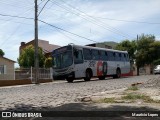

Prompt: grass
xmin=122 ymin=93 xmax=146 ymax=100
xmin=94 ymin=93 xmax=160 ymax=104
xmin=126 ymin=86 xmax=138 ymax=91
xmin=93 ymin=87 xmax=160 ymax=104
xmin=98 ymin=98 xmax=116 ymax=103
xmin=122 ymin=93 xmax=160 ymax=103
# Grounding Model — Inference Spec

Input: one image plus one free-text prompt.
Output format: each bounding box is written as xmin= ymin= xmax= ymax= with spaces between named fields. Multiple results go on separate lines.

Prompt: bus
xmin=52 ymin=44 xmax=130 ymax=82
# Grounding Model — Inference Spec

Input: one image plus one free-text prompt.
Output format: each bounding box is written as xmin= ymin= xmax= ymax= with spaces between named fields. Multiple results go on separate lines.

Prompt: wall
xmin=132 ymin=64 xmax=152 ymax=76
xmin=0 ymin=79 xmax=52 ymax=87
xmin=0 ymin=57 xmax=15 ymax=80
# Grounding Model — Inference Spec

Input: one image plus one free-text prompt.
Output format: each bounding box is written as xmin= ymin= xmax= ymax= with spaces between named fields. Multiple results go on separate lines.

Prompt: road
xmin=0 ymin=75 xmax=159 ymax=111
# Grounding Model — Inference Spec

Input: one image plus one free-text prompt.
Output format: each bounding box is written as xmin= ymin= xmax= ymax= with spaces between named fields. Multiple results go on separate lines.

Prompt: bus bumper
xmin=53 ymin=72 xmax=75 ymax=80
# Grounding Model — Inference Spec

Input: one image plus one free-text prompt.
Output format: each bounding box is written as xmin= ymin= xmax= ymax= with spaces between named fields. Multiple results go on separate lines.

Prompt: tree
xmin=116 ymin=34 xmax=158 ymax=75
xmin=135 ymin=34 xmax=155 ymax=75
xmin=149 ymin=41 xmax=160 ymax=64
xmin=0 ymin=49 xmax=5 ymax=56
xmin=135 ymin=34 xmax=155 ymax=67
xmin=115 ymin=40 xmax=137 ymax=61
xmin=44 ymin=57 xmax=52 ymax=68
xmin=18 ymin=45 xmax=45 ymax=68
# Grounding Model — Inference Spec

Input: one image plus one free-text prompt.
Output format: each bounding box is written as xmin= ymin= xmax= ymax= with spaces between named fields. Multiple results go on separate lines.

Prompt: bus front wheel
xmin=66 ymin=78 xmax=74 ymax=83
xmin=84 ymin=69 xmax=92 ymax=81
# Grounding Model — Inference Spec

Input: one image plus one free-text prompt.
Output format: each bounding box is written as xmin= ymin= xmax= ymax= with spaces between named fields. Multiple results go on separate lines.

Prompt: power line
xmin=55 ymin=28 xmax=80 ymax=43
xmin=0 ymin=13 xmax=33 ymax=20
xmin=0 ymin=7 xmax=34 ymax=25
xmin=38 ymin=0 xmax=50 ymax=16
xmin=0 ymin=18 xmax=33 ymax=25
xmin=1 ymin=23 xmax=23 ymax=46
xmin=0 ymin=10 xmax=34 ymax=46
xmin=45 ymin=5 xmax=160 ymax=25
xmin=59 ymin=0 xmax=133 ymax=39
xmin=94 ymin=17 xmax=160 ymax=25
xmin=50 ymin=1 xmax=118 ymax=40
xmin=39 ymin=20 xmax=98 ymax=43
xmin=0 ymin=1 xmax=32 ymax=9
xmin=51 ymin=1 xmax=131 ymax=39
xmin=36 ymin=1 xmax=122 ymax=39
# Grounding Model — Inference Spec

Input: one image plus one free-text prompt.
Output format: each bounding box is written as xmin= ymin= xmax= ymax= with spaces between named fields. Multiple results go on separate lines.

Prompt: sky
xmin=0 ymin=0 xmax=160 ymax=67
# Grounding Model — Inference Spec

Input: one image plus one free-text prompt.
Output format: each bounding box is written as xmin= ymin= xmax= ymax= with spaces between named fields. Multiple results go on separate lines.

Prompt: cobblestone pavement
xmin=0 ymin=75 xmax=159 ymax=111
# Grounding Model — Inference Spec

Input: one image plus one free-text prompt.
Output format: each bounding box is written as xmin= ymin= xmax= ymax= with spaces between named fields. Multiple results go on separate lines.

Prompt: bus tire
xmin=116 ymin=68 xmax=121 ymax=78
xmin=98 ymin=76 xmax=105 ymax=80
xmin=113 ymin=68 xmax=121 ymax=79
xmin=66 ymin=78 xmax=74 ymax=83
xmin=84 ymin=69 xmax=92 ymax=81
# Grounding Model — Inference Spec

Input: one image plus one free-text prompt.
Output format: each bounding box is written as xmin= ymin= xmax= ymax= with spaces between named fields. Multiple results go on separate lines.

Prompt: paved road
xmin=0 ymin=75 xmax=159 ymax=111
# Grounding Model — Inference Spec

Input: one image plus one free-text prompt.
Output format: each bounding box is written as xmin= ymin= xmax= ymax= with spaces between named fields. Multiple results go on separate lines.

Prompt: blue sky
xmin=0 ymin=0 xmax=160 ymax=67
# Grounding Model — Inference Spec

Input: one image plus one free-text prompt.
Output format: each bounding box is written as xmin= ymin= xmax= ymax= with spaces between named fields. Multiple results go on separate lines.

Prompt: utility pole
xmin=34 ymin=0 xmax=39 ymax=84
xmin=136 ymin=34 xmax=139 ymax=76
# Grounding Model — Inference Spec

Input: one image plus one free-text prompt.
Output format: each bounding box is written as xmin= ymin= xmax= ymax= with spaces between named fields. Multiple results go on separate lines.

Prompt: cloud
xmin=0 ymin=0 xmax=160 ymax=67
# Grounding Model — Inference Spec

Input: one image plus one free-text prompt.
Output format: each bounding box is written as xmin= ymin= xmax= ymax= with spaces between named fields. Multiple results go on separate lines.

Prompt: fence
xmin=0 ymin=67 xmax=53 ymax=80
xmin=15 ymin=67 xmax=53 ymax=80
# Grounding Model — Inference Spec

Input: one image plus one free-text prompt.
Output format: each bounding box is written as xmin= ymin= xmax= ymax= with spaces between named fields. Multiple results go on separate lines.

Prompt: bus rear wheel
xmin=84 ymin=69 xmax=92 ymax=81
xmin=116 ymin=69 xmax=121 ymax=78
xmin=114 ymin=69 xmax=121 ymax=78
xmin=98 ymin=76 xmax=105 ymax=80
xmin=66 ymin=78 xmax=74 ymax=83
xmin=113 ymin=68 xmax=121 ymax=78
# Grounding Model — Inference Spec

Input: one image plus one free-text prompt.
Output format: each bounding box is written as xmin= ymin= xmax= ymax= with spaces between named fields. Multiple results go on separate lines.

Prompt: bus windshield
xmin=53 ymin=51 xmax=73 ymax=69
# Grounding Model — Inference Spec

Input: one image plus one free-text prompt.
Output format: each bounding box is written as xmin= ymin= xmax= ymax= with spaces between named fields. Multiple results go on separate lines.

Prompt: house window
xmin=0 ymin=65 xmax=7 ymax=74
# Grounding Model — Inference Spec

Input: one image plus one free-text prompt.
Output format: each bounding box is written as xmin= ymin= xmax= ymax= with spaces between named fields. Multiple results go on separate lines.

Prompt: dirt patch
xmin=78 ymin=76 xmax=160 ymax=105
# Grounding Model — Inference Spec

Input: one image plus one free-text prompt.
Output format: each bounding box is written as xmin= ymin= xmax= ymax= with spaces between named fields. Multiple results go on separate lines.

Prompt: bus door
xmin=73 ymin=48 xmax=85 ymax=78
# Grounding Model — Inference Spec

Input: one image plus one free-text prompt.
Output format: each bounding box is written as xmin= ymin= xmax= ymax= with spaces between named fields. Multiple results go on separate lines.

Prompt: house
xmin=20 ymin=39 xmax=60 ymax=57
xmin=0 ymin=56 xmax=15 ymax=80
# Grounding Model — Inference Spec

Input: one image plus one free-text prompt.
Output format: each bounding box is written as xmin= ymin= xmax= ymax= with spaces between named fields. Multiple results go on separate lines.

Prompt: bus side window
xmin=115 ymin=52 xmax=118 ymax=61
xmin=74 ymin=49 xmax=83 ymax=64
xmin=99 ymin=50 xmax=102 ymax=60
xmin=105 ymin=51 xmax=108 ymax=60
xmin=92 ymin=49 xmax=99 ymax=60
xmin=107 ymin=52 xmax=111 ymax=61
xmin=100 ymin=51 xmax=107 ymax=61
xmin=83 ymin=48 xmax=92 ymax=60
xmin=108 ymin=52 xmax=114 ymax=61
xmin=121 ymin=53 xmax=125 ymax=61
xmin=119 ymin=53 xmax=122 ymax=61
xmin=123 ymin=54 xmax=126 ymax=61
xmin=113 ymin=52 xmax=115 ymax=61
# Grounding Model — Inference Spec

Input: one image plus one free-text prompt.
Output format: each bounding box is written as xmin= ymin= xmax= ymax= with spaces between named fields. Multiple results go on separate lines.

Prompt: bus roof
xmin=71 ymin=44 xmax=128 ymax=53
xmin=52 ymin=44 xmax=128 ymax=53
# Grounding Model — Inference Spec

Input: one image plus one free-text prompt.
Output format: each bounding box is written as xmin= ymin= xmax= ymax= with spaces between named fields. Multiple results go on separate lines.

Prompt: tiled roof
xmin=0 ymin=56 xmax=16 ymax=63
xmin=20 ymin=39 xmax=60 ymax=53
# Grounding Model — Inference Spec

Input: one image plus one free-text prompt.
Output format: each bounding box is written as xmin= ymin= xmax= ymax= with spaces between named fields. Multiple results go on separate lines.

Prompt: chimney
xmin=21 ymin=42 xmax=25 ymax=46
